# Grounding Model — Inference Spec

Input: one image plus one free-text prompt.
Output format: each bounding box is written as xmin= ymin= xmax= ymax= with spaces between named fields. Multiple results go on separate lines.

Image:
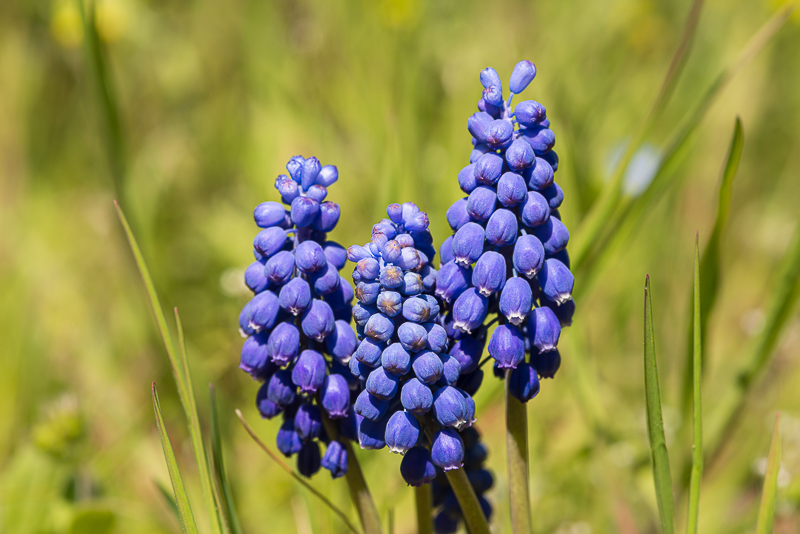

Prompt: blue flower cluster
xmin=238 ymin=155 xmax=359 ymax=478
xmin=347 ymin=203 xmax=480 ymax=480
xmin=438 ymin=60 xmax=575 ymax=399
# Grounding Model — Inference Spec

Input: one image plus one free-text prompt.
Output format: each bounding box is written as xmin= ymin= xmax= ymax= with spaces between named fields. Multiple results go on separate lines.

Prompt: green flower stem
xmin=444 ymin=468 xmax=491 ymax=534
xmin=505 ymin=370 xmax=532 ymax=534
xmin=414 ymin=484 xmax=433 ymax=534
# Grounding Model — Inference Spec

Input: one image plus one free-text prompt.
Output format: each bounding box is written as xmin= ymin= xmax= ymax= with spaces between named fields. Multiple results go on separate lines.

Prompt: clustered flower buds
xmin=239 ymin=155 xmax=358 ymax=478
xmin=439 ymin=60 xmax=575 ymax=402
xmin=348 ymin=203 xmax=482 ymax=481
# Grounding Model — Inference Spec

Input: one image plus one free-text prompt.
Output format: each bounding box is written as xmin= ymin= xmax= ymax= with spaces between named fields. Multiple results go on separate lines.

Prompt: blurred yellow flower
xmin=95 ymin=0 xmax=131 ymax=42
xmin=50 ymin=0 xmax=83 ymax=48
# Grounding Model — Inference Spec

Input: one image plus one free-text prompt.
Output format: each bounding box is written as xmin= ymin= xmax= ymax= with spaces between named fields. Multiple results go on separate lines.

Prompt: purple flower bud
xmin=412 ymin=351 xmax=444 ymax=384
xmin=523 ymin=157 xmax=555 ymax=191
xmin=452 ymin=223 xmax=485 ymax=266
xmin=514 ymin=100 xmax=546 ymax=127
xmin=532 ymin=217 xmax=569 ymax=255
xmin=402 ymin=272 xmax=424 ymax=296
xmin=256 ymin=383 xmax=282 ymax=418
xmin=277 ymin=419 xmax=302 ymax=457
xmin=457 ymin=368 xmax=484 ymax=396
xmin=467 ymin=186 xmax=497 ymax=222
xmin=301 ymin=157 xmax=322 ymax=191
xmin=349 ymin=356 xmax=371 ymax=380
xmin=528 ymin=306 xmax=561 ymax=352
xmin=313 ymin=201 xmax=340 ymax=232
xmin=488 ymin=324 xmax=525 ymax=369
xmin=366 ymin=366 xmax=400 ymax=400
xmin=364 ymin=312 xmax=394 ymax=342
xmin=240 ymin=332 xmax=276 ymax=379
xmin=315 ymin=164 xmax=338 ymax=187
xmin=322 ymin=321 xmax=355 ymax=364
xmin=254 ymin=201 xmax=286 ymax=228
xmin=541 ymin=295 xmax=575 ymax=327
xmin=267 ymin=322 xmax=299 ymax=366
xmin=461 ymin=390 xmax=476 ymax=427
xmin=306 ymin=184 xmax=328 ymax=203
xmin=352 ymin=302 xmax=376 ymax=327
xmin=358 ymin=416 xmax=388 ymax=450
xmin=264 ymin=250 xmax=295 ymax=285
xmin=354 ymin=390 xmax=389 ymax=421
xmin=541 ymin=149 xmax=559 ymax=172
xmin=293 ymin=240 xmax=324 ymax=274
xmin=320 ymin=374 xmax=350 ymax=419
xmin=399 ymin=202 xmax=420 ymax=224
xmin=470 ymin=143 xmax=493 ymax=164
xmin=381 ymin=343 xmax=411 ymax=375
xmin=434 ymin=512 xmax=459 ymax=534
xmin=378 ymin=240 xmax=400 ymax=264
xmin=522 ymin=126 xmax=555 ymax=155
xmin=394 ymin=233 xmax=414 ymax=248
xmin=435 ymin=261 xmax=471 ymax=303
xmin=449 ymin=336 xmax=483 ymax=374
xmin=321 ymin=440 xmax=348 ymax=478
xmin=480 ymin=66 xmax=501 ymax=90
xmin=473 ymin=153 xmax=503 ymax=185
xmin=276 ymin=178 xmax=300 ymax=204
xmin=446 ymin=198 xmax=471 ymax=231
xmin=301 ymin=299 xmax=335 ymax=342
xmin=377 ymin=266 xmax=402 ymax=290
xmin=485 ymin=119 xmax=513 ymax=148
xmin=385 ymin=411 xmax=421 ymax=454
xmin=520 ymin=191 xmax=550 ymax=228
xmin=354 ymin=337 xmax=384 ymax=366
xmin=437 ymin=353 xmax=462 ymax=387
xmin=531 ymin=348 xmax=561 ymax=378
xmin=420 ymin=265 xmax=438 ymax=293
xmin=347 ymin=244 xmax=374 ymax=262
xmin=431 ymin=428 xmax=464 ymax=471
xmin=400 ymin=446 xmax=437 ymax=486
xmin=279 ymin=277 xmax=312 ymax=315
xmin=244 ymin=261 xmax=270 ymax=294
xmin=291 ymin=350 xmax=326 ymax=393
xmin=286 ymin=155 xmax=305 ymax=182
xmin=506 ymin=138 xmax=535 ymax=172
xmin=452 ymin=288 xmax=488 ymax=334
xmin=467 ymin=112 xmax=493 ymax=144
xmin=472 ymin=251 xmax=506 ymax=296
xmin=290 ymin=196 xmax=320 ymax=228
xmin=539 ymin=258 xmax=574 ymax=304
xmin=496 ymin=172 xmax=527 ymax=207
xmin=244 ymin=290 xmax=281 ymax=333
xmin=509 ymin=362 xmax=540 ymax=402
xmin=297 ymin=441 xmax=322 ymax=477
xmin=509 ymin=60 xmax=536 ymax=93
xmin=512 ymin=234 xmax=545 ymax=278
xmin=482 ymin=84 xmax=503 ymax=107
xmin=355 ymin=281 xmax=381 ymax=305
xmin=425 ymin=323 xmax=448 ymax=353
xmin=467 ymin=469 xmax=495 ymax=494
xmin=439 ymin=236 xmax=454 ymax=267
xmin=309 ymin=262 xmax=340 ymax=296
xmin=253 ymin=227 xmax=287 ymax=259
xmin=371 ymin=292 xmax=400 ymax=319
xmin=398 ymin=248 xmax=421 ymax=271
xmin=356 ymin=258 xmax=380 ymax=280
xmin=401 ymin=378 xmax=433 ymax=413
xmin=458 ymin=164 xmax=478 ymax=193
xmin=499 ymin=277 xmax=533 ymax=325
xmin=402 ymin=297 xmax=432 ymax=323
xmin=405 ymin=212 xmax=429 ymax=233
xmin=541 ymin=182 xmax=564 ymax=210
xmin=397 ymin=322 xmax=427 ymax=352
xmin=267 ymin=369 xmax=296 ymax=407
xmin=432 ymin=386 xmax=468 ymax=429
xmin=294 ymin=403 xmax=322 ymax=441
xmin=485 ymin=208 xmax=518 ymax=247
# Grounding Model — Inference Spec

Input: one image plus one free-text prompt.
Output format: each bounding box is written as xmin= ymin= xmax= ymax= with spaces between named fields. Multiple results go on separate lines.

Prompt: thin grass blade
xmin=209 ymin=384 xmax=243 ymax=534
xmin=570 ymin=0 xmax=705 ymax=268
xmin=155 ymin=479 xmax=181 ymax=522
xmin=152 ymin=383 xmax=199 ymax=534
xmin=756 ymin=413 xmax=782 ymax=534
xmin=505 ymin=371 xmax=532 ymax=534
xmin=644 ymin=276 xmax=675 ymax=534
xmin=686 ymin=236 xmax=704 ymax=534
xmin=235 ymin=410 xmax=361 ymax=534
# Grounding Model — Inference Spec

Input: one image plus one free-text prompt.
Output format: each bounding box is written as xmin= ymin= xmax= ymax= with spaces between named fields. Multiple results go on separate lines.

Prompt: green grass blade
xmin=644 ymin=275 xmax=675 ymax=534
xmin=155 ymin=479 xmax=181 ymax=523
xmin=152 ymin=383 xmax=199 ymax=534
xmin=686 ymin=236 xmax=704 ymax=534
xmin=114 ymin=201 xmax=224 ymax=534
xmin=209 ymin=384 xmax=243 ymax=534
xmin=414 ymin=484 xmax=433 ymax=534
xmin=570 ymin=0 xmax=705 ymax=269
xmin=505 ymin=371 xmax=532 ymax=534
xmin=756 ymin=413 xmax=782 ymax=534
xmin=235 ymin=410 xmax=361 ymax=534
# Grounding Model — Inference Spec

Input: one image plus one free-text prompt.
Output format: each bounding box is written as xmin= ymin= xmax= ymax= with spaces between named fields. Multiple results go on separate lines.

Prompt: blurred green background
xmin=1 ymin=0 xmax=799 ymax=532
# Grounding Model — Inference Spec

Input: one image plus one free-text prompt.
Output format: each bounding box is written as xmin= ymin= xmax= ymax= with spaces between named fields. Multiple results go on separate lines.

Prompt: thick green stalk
xmin=505 ymin=371 xmax=532 ymax=534
xmin=686 ymin=237 xmax=703 ymax=534
xmin=444 ymin=468 xmax=491 ymax=534
xmin=414 ymin=484 xmax=433 ymax=534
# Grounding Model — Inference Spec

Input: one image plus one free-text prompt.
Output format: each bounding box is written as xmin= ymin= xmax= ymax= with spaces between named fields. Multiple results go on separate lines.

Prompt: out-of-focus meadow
xmin=1 ymin=0 xmax=800 ymax=532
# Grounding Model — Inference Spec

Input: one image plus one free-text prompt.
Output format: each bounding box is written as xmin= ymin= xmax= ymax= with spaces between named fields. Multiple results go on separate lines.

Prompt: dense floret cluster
xmin=238 ymin=155 xmax=359 ymax=478
xmin=438 ymin=60 xmax=575 ymax=398
xmin=348 ymin=203 xmax=481 ymax=477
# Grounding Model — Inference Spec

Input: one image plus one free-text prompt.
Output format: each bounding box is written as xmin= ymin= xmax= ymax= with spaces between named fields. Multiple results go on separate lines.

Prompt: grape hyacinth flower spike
xmin=237 ymin=155 xmax=359 ymax=479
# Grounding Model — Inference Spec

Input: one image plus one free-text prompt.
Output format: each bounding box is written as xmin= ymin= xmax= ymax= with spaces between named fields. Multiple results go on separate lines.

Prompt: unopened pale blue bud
xmin=452 ymin=223 xmax=485 ymax=266
xmin=425 ymin=323 xmax=448 ymax=353
xmin=306 ymin=184 xmax=327 ymax=203
xmin=402 ymin=297 xmax=432 ymax=323
xmin=412 ymin=351 xmax=444 ymax=384
xmin=358 ymin=416 xmax=388 ymax=450
xmin=533 ymin=217 xmax=569 ymax=255
xmin=256 ymin=382 xmax=282 ymax=418
xmin=277 ymin=419 xmax=302 ymax=457
xmin=301 ymin=157 xmax=322 ymax=191
xmin=398 ymin=322 xmax=428 ymax=352
xmin=291 ymin=196 xmax=320 ymax=228
xmin=354 ymin=390 xmax=389 ymax=421
xmin=514 ymin=100 xmax=546 ymax=127
xmin=528 ymin=306 xmax=561 ymax=352
xmin=356 ymin=258 xmax=380 ymax=280
xmin=496 ymin=172 xmax=527 ymax=207
xmin=320 ymin=374 xmax=350 ymax=418
xmin=355 ymin=281 xmax=381 ymax=305
xmin=485 ymin=119 xmax=513 ymax=148
xmin=244 ymin=290 xmax=281 ymax=333
xmin=253 ymin=227 xmax=287 ymax=259
xmin=301 ymin=299 xmax=335 ymax=342
xmin=452 ymin=288 xmax=488 ymax=334
xmin=437 ymin=353 xmax=462 ymax=387
xmin=279 ymin=277 xmax=312 ymax=315
xmin=431 ymin=429 xmax=464 ymax=471
xmin=398 ymin=248 xmax=421 ymax=271
xmin=520 ymin=191 xmax=550 ymax=228
xmin=354 ymin=337 xmax=384 ymax=367
xmin=376 ymin=291 xmax=402 ymax=317
xmin=310 ymin=262 xmax=341 ymax=295
xmin=512 ymin=235 xmax=545 ymax=278
xmin=401 ymin=378 xmax=433 ymax=413
xmin=326 ymin=320 xmax=357 ymax=363
xmin=381 ymin=240 xmax=403 ymax=264
xmin=295 ymin=240 xmax=327 ymax=274
xmin=276 ymin=177 xmax=300 ymax=204
xmin=446 ymin=198 xmax=471 ymax=231
xmin=286 ymin=155 xmax=305 ymax=182
xmin=291 ymin=350 xmax=326 ymax=393
xmin=402 ymin=272 xmax=424 ymax=296
xmin=473 ymin=153 xmax=503 ymax=185
xmin=321 ymin=440 xmax=348 ymax=478
xmin=470 ymin=143 xmax=493 ymax=164
xmin=385 ymin=411 xmax=420 ymax=454
xmin=240 ymin=331 xmax=276 ymax=379
xmin=245 ymin=261 xmax=270 ymax=294
xmin=315 ymin=164 xmax=338 ymax=187
xmin=538 ymin=258 xmax=574 ymax=304
xmin=467 ymin=186 xmax=496 ymax=222
xmin=420 ymin=265 xmax=437 ymax=293
xmin=347 ymin=244 xmax=374 ymax=262
xmin=352 ymin=302 xmax=376 ymax=327
xmin=485 ymin=208 xmax=518 ymax=247
xmin=364 ymin=312 xmax=394 ymax=342
xmin=379 ymin=265 xmax=404 ymax=290
xmin=505 ymin=138 xmax=535 ymax=171
xmin=499 ymin=277 xmax=533 ymax=325
xmin=524 ymin=157 xmax=554 ymax=191
xmin=366 ymin=366 xmax=400 ymax=400
xmin=488 ymin=324 xmax=525 ymax=369
xmin=467 ymin=112 xmax=493 ymax=145
xmin=313 ymin=201 xmax=340 ymax=232
xmin=509 ymin=60 xmax=536 ymax=93
xmin=267 ymin=369 xmax=296 ymax=407
xmin=472 ymin=251 xmax=506 ymax=296
xmin=541 ymin=182 xmax=564 ymax=210
xmin=265 ymin=250 xmax=295 ymax=285
xmin=254 ymin=201 xmax=286 ymax=228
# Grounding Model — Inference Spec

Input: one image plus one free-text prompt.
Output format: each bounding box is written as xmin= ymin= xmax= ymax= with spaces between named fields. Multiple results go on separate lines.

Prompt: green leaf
xmin=152 ymin=384 xmax=199 ymax=534
xmin=209 ymin=384 xmax=243 ymax=534
xmin=505 ymin=370 xmax=532 ymax=534
xmin=686 ymin=236 xmax=704 ymax=534
xmin=235 ymin=409 xmax=361 ymax=534
xmin=644 ymin=276 xmax=675 ymax=534
xmin=756 ymin=413 xmax=782 ymax=534
xmin=115 ymin=202 xmax=225 ymax=534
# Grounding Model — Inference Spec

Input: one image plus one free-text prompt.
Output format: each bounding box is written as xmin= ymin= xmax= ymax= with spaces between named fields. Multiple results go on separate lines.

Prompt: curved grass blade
xmin=570 ymin=0 xmax=705 ymax=269
xmin=644 ymin=276 xmax=675 ymax=534
xmin=235 ymin=410 xmax=361 ymax=534
xmin=756 ymin=413 xmax=781 ymax=534
xmin=505 ymin=371 xmax=532 ymax=534
xmin=152 ymin=383 xmax=199 ymax=534
xmin=686 ymin=236 xmax=704 ymax=534
xmin=114 ymin=202 xmax=224 ymax=534
xmin=414 ymin=484 xmax=433 ymax=534
xmin=209 ymin=384 xmax=243 ymax=534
